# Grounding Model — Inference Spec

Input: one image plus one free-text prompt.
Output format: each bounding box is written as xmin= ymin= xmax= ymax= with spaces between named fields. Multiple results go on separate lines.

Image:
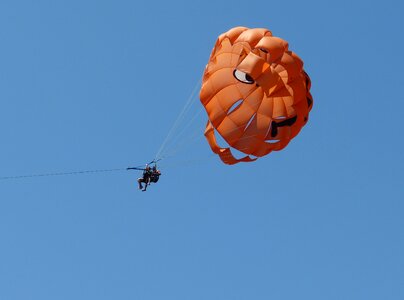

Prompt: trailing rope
xmin=0 ymin=167 xmax=127 ymax=181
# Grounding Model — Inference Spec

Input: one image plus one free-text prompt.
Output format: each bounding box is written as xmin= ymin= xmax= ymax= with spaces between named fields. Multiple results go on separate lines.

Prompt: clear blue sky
xmin=1 ymin=0 xmax=403 ymax=299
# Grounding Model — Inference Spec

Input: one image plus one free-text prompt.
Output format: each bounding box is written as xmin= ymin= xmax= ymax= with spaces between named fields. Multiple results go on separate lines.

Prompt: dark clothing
xmin=132 ymin=166 xmax=161 ymax=191
xmin=137 ymin=168 xmax=152 ymax=191
xmin=150 ymin=172 xmax=160 ymax=183
xmin=143 ymin=169 xmax=152 ymax=180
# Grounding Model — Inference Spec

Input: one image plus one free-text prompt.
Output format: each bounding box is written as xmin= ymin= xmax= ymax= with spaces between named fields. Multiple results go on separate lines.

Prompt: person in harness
xmin=127 ymin=163 xmax=161 ymax=192
xmin=150 ymin=165 xmax=161 ymax=183
xmin=137 ymin=164 xmax=152 ymax=191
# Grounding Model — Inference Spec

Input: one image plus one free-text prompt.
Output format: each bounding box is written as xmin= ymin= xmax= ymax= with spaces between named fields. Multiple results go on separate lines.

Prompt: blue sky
xmin=0 ymin=0 xmax=403 ymax=299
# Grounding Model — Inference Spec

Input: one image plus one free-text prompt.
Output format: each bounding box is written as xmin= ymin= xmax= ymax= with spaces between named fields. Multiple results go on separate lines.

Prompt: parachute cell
xmin=200 ymin=26 xmax=313 ymax=164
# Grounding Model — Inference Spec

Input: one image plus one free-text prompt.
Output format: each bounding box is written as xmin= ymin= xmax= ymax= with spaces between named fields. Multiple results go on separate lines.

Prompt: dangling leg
xmin=137 ymin=178 xmax=143 ymax=190
xmin=142 ymin=176 xmax=151 ymax=191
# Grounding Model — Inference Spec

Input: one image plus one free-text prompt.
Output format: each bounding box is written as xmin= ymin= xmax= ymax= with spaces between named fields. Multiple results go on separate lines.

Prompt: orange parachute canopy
xmin=200 ymin=27 xmax=313 ymax=164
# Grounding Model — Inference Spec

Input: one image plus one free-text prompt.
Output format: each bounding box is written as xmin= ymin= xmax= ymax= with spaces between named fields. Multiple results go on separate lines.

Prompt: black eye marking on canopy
xmin=270 ymin=115 xmax=297 ymax=137
xmin=233 ymin=69 xmax=255 ymax=84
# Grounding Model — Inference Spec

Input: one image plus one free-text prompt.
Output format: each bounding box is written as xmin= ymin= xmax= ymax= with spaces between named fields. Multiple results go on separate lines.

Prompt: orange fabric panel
xmin=204 ymin=121 xmax=256 ymax=165
xmin=256 ymin=36 xmax=288 ymax=62
xmin=200 ymin=27 xmax=313 ymax=165
xmin=237 ymin=52 xmax=270 ymax=80
xmin=236 ymin=28 xmax=271 ymax=45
